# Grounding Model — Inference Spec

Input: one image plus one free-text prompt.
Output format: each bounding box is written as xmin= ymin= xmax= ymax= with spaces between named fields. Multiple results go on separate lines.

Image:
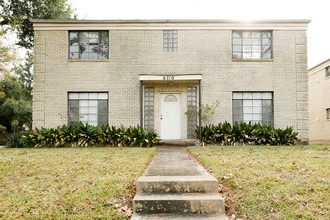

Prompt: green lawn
xmin=188 ymin=145 xmax=330 ymax=219
xmin=0 ymin=147 xmax=156 ymax=219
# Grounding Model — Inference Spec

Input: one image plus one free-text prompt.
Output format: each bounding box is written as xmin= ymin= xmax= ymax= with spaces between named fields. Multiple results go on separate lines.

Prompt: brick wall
xmin=309 ymin=64 xmax=330 ymax=143
xmin=33 ymin=24 xmax=309 ymax=142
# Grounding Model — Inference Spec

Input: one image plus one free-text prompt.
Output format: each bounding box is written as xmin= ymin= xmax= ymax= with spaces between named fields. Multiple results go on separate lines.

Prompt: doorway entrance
xmin=160 ymin=93 xmax=181 ymax=139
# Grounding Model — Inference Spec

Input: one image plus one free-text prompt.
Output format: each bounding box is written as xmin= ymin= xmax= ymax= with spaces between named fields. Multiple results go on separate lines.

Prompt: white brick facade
xmin=308 ymin=59 xmax=330 ymax=143
xmin=32 ymin=20 xmax=310 ymax=142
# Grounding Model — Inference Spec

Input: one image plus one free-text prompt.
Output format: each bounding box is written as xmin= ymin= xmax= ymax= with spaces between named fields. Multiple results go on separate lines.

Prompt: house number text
xmin=163 ymin=75 xmax=174 ymax=80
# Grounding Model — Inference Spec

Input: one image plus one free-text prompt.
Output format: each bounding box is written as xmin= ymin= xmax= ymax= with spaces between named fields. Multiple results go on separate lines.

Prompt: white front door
xmin=160 ymin=93 xmax=181 ymax=139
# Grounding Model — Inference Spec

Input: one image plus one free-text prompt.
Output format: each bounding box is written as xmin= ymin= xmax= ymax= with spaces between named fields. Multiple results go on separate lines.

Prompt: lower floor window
xmin=68 ymin=92 xmax=108 ymax=126
xmin=233 ymin=92 xmax=273 ymax=125
xmin=327 ymin=108 xmax=330 ymax=120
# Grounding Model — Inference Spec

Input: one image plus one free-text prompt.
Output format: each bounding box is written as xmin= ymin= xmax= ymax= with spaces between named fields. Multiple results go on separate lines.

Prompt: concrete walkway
xmin=144 ymin=147 xmax=210 ymax=176
xmin=132 ymin=147 xmax=228 ymax=219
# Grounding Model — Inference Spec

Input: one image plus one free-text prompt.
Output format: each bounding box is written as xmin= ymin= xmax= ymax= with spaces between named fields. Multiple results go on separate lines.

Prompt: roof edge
xmin=32 ymin=19 xmax=311 ymax=31
xmin=31 ymin=19 xmax=311 ymax=24
xmin=308 ymin=58 xmax=330 ymax=75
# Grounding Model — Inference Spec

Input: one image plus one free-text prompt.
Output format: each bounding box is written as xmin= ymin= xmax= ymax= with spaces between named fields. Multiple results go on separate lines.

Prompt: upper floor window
xmin=232 ymin=31 xmax=272 ymax=60
xmin=326 ymin=66 xmax=330 ymax=77
xmin=163 ymin=30 xmax=178 ymax=52
xmin=69 ymin=31 xmax=109 ymax=59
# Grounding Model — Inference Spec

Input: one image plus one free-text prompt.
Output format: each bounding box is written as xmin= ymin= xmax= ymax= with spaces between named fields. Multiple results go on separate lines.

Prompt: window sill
xmin=68 ymin=59 xmax=109 ymax=62
xmin=232 ymin=59 xmax=273 ymax=62
xmin=325 ymin=75 xmax=330 ymax=80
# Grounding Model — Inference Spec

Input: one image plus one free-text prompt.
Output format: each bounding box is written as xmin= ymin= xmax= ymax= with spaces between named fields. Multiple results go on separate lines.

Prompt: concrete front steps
xmin=131 ymin=175 xmax=227 ymax=219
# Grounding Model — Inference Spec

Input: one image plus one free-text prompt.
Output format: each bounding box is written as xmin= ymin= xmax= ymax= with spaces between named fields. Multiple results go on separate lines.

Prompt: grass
xmin=0 ymin=147 xmax=156 ymax=219
xmin=188 ymin=145 xmax=330 ymax=220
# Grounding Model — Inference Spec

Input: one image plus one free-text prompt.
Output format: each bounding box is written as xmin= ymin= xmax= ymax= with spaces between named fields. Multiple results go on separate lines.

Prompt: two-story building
xmin=308 ymin=58 xmax=330 ymax=143
xmin=32 ymin=19 xmax=310 ymax=143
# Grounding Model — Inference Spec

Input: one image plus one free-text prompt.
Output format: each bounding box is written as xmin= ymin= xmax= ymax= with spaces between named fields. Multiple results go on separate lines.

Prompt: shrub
xmin=196 ymin=122 xmax=300 ymax=146
xmin=5 ymin=133 xmax=29 ymax=148
xmin=8 ymin=123 xmax=160 ymax=148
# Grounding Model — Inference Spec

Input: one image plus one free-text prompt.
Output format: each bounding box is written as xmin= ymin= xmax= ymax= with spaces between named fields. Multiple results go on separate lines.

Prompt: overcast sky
xmin=69 ymin=0 xmax=329 ymax=68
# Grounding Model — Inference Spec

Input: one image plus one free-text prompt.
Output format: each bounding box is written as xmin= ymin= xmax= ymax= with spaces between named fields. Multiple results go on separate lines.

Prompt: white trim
xmin=139 ymin=74 xmax=202 ymax=81
xmin=32 ymin=19 xmax=310 ymax=31
xmin=308 ymin=59 xmax=330 ymax=76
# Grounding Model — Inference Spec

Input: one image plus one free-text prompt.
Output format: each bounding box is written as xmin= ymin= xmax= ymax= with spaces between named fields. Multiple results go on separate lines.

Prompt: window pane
xmin=80 ymin=100 xmax=89 ymax=106
xmin=89 ymin=107 xmax=97 ymax=114
xmin=80 ymin=114 xmax=88 ymax=122
xmin=70 ymin=45 xmax=79 ymax=53
xmin=253 ymin=114 xmax=262 ymax=120
xmin=89 ymin=114 xmax=97 ymax=121
xmin=98 ymin=93 xmax=108 ymax=99
xmin=262 ymin=93 xmax=272 ymax=99
xmin=243 ymin=100 xmax=253 ymax=106
xmin=262 ymin=100 xmax=272 ymax=113
xmin=98 ymin=100 xmax=108 ymax=116
xmin=89 ymin=100 xmax=98 ymax=107
xmin=244 ymin=114 xmax=253 ymax=121
xmin=80 ymin=106 xmax=88 ymax=114
xmin=243 ymin=93 xmax=253 ymax=99
xmin=233 ymin=93 xmax=242 ymax=99
xmin=232 ymin=31 xmax=242 ymax=38
xmin=89 ymin=93 xmax=98 ymax=99
xmin=233 ymin=51 xmax=242 ymax=59
xmin=253 ymin=100 xmax=262 ymax=106
xmin=68 ymin=100 xmax=79 ymax=124
xmin=70 ymin=53 xmax=79 ymax=59
xmin=253 ymin=106 xmax=262 ymax=113
xmin=233 ymin=45 xmax=242 ymax=52
xmin=245 ymin=106 xmax=253 ymax=113
xmin=243 ymin=32 xmax=252 ymax=38
xmin=233 ymin=38 xmax=242 ymax=45
xmin=69 ymin=93 xmax=79 ymax=99
xmin=233 ymin=100 xmax=243 ymax=123
xmin=252 ymin=32 xmax=261 ymax=38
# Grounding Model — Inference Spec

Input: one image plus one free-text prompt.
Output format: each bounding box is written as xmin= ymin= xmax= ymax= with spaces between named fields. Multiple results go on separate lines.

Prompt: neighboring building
xmin=308 ymin=58 xmax=330 ymax=143
xmin=32 ymin=19 xmax=310 ymax=143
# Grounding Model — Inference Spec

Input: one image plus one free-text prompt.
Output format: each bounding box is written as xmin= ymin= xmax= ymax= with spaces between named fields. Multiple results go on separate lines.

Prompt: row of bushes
xmin=5 ymin=122 xmax=300 ymax=148
xmin=195 ymin=122 xmax=300 ymax=145
xmin=6 ymin=123 xmax=160 ymax=148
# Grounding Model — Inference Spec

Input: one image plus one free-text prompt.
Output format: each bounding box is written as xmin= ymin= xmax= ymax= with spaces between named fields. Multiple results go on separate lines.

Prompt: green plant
xmin=24 ymin=123 xmax=160 ymax=148
xmin=185 ymin=100 xmax=220 ymax=125
xmin=5 ymin=133 xmax=28 ymax=148
xmin=196 ymin=122 xmax=300 ymax=146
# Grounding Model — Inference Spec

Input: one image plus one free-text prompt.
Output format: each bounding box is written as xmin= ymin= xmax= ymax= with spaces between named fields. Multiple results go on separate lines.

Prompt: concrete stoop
xmin=131 ymin=175 xmax=227 ymax=219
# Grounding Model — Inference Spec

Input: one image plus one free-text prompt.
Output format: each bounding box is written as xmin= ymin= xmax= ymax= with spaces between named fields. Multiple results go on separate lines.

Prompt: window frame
xmin=163 ymin=30 xmax=178 ymax=52
xmin=326 ymin=66 xmax=330 ymax=77
xmin=68 ymin=92 xmax=109 ymax=126
xmin=232 ymin=92 xmax=274 ymax=125
xmin=232 ymin=30 xmax=273 ymax=60
xmin=68 ymin=30 xmax=109 ymax=60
